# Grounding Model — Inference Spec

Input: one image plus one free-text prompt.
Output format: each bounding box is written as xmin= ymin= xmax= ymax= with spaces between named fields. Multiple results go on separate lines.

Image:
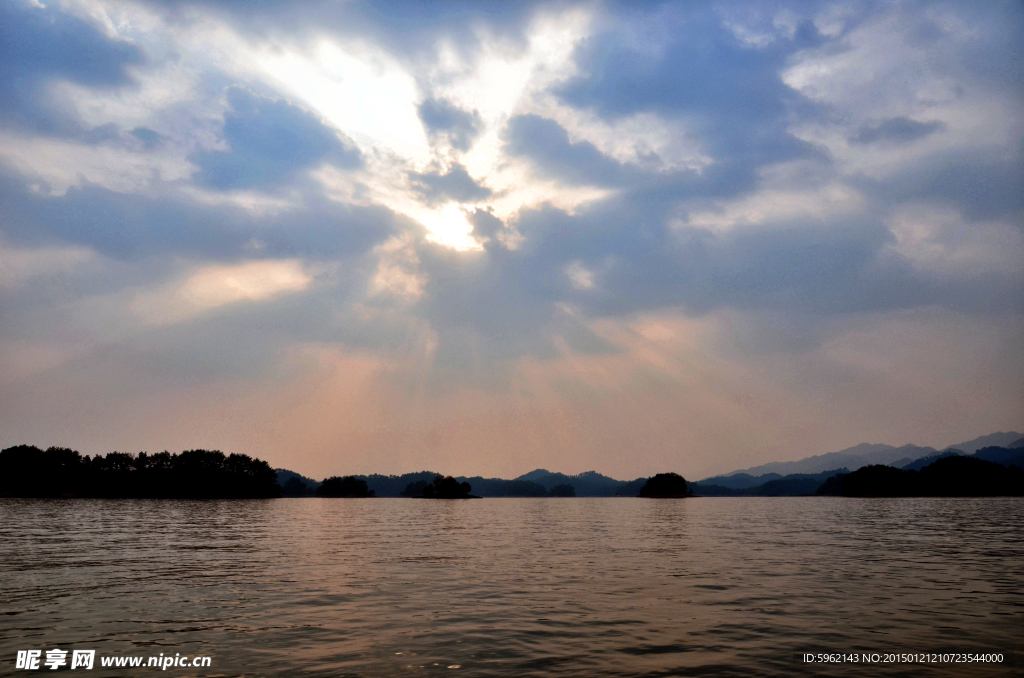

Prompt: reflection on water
xmin=2 ymin=498 xmax=1022 ymax=676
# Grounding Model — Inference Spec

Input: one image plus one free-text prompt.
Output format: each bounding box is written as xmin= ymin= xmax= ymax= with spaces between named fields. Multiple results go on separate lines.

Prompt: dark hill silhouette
xmin=901 ymin=450 xmax=963 ymax=472
xmin=694 ymin=472 xmax=785 ymax=490
xmin=638 ymin=473 xmax=689 ymax=497
xmin=363 ymin=471 xmax=439 ymax=497
xmin=459 ymin=477 xmax=548 ymax=497
xmin=941 ymin=431 xmax=1024 ymax=454
xmin=691 ymin=469 xmax=845 ymax=496
xmin=515 ymin=468 xmax=554 ymax=482
xmin=613 ymin=477 xmax=648 ymax=497
xmin=918 ymin=456 xmax=1022 ymax=496
xmin=972 ymin=446 xmax=1024 ymax=468
xmin=1 ymin=445 xmax=281 ymax=498
xmin=317 ymin=476 xmax=375 ymax=497
xmin=417 ymin=474 xmax=477 ymax=499
xmin=818 ymin=456 xmax=1024 ymax=497
xmin=513 ymin=469 xmax=641 ymax=496
xmin=282 ymin=477 xmax=312 ymax=496
xmin=276 ymin=469 xmax=320 ymax=494
xmin=286 ymin=469 xmax=643 ymax=497
xmin=548 ymin=483 xmax=576 ymax=497
xmin=400 ymin=479 xmax=430 ymax=497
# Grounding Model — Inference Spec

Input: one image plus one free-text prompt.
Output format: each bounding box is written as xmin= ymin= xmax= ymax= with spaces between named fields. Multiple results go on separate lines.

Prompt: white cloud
xmin=565 ymin=260 xmax=595 ymax=290
xmin=885 ymin=203 xmax=1024 ymax=276
xmin=131 ymin=259 xmax=313 ymax=325
xmin=783 ymin=9 xmax=1024 ymax=181
xmin=683 ymin=180 xmax=866 ymax=233
xmin=0 ymin=131 xmax=195 ymax=195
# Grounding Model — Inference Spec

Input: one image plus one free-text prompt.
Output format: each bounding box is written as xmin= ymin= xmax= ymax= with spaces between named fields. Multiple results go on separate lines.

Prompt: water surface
xmin=2 ymin=498 xmax=1021 ymax=676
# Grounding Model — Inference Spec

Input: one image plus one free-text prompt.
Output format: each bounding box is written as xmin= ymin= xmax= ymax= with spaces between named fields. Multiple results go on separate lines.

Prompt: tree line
xmin=0 ymin=445 xmax=281 ymax=498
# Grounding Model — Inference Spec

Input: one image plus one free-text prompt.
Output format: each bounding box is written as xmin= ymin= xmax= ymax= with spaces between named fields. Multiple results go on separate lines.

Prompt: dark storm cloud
xmin=408 ymin=163 xmax=492 ymax=205
xmin=192 ymin=88 xmax=362 ymax=191
xmin=0 ymin=172 xmax=397 ymax=262
xmin=418 ymin=98 xmax=483 ymax=152
xmin=0 ymin=0 xmax=143 ymax=139
xmin=852 ymin=118 xmax=945 ymax=145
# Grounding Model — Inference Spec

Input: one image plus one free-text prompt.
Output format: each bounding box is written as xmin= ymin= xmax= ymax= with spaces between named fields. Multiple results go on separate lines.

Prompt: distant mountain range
xmin=690 ymin=442 xmax=1024 ymax=497
xmin=703 ymin=431 xmax=1023 ymax=480
xmin=276 ymin=430 xmax=1023 ymax=498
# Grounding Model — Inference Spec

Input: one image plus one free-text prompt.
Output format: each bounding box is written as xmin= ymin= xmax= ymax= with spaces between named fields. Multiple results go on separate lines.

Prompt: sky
xmin=0 ymin=0 xmax=1021 ymax=481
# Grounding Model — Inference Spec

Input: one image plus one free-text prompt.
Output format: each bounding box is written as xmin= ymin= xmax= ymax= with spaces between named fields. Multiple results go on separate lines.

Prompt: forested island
xmin=638 ymin=473 xmax=690 ymax=497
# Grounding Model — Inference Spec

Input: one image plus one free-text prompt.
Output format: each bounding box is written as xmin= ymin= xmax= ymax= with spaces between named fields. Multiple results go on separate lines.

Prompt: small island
xmin=638 ymin=472 xmax=690 ymax=498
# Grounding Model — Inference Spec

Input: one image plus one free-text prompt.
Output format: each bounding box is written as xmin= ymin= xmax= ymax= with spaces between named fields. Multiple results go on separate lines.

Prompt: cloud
xmin=0 ymin=0 xmax=143 ymax=138
xmin=139 ymin=0 xmax=544 ymax=57
xmin=553 ymin=5 xmax=822 ymax=168
xmin=467 ymin=208 xmax=506 ymax=244
xmin=852 ymin=117 xmax=945 ymax=145
xmin=417 ymin=98 xmax=483 ymax=151
xmin=0 ymin=171 xmax=398 ymax=262
xmin=408 ymin=163 xmax=492 ymax=205
xmin=131 ymin=259 xmax=313 ymax=325
xmin=192 ymin=87 xmax=361 ymax=191
xmin=130 ymin=127 xmax=166 ymax=149
xmin=504 ymin=114 xmax=627 ymax=186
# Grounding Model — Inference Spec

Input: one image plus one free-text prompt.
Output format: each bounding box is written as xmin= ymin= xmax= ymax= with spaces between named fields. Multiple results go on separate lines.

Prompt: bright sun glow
xmin=415 ymin=203 xmax=482 ymax=250
xmin=256 ymin=39 xmax=429 ymax=164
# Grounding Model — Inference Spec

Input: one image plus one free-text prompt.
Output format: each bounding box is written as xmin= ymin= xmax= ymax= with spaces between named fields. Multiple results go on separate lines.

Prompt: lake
xmin=2 ymin=498 xmax=1021 ymax=676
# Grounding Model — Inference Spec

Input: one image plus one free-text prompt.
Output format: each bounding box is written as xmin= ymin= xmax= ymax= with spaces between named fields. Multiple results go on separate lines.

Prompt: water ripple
xmin=1 ymin=497 xmax=1022 ymax=676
